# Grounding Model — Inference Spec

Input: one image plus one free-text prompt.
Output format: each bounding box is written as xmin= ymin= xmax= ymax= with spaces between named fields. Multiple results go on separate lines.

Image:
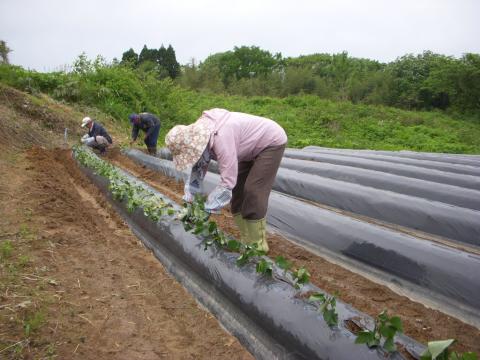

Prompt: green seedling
xmin=275 ymin=255 xmax=292 ymax=272
xmin=355 ymin=310 xmax=403 ymax=352
xmin=420 ymin=339 xmax=478 ymax=360
xmin=309 ymin=292 xmax=338 ymax=327
xmin=256 ymin=258 xmax=273 ymax=277
xmin=292 ymin=266 xmax=310 ymax=288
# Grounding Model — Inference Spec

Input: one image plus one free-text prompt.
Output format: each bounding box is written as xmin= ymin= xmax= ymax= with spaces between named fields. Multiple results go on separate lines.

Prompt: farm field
xmin=1 ymin=83 xmax=479 ymax=359
xmin=0 ymin=86 xmax=251 ymax=359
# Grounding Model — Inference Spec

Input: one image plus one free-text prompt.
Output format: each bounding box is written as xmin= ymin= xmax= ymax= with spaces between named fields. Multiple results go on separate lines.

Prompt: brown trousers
xmin=231 ymin=144 xmax=286 ymax=220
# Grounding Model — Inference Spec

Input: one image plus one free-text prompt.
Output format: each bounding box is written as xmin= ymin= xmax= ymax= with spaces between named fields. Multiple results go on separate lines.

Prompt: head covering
xmin=81 ymin=116 xmax=92 ymax=127
xmin=165 ymin=118 xmax=214 ymax=171
xmin=129 ymin=113 xmax=140 ymax=124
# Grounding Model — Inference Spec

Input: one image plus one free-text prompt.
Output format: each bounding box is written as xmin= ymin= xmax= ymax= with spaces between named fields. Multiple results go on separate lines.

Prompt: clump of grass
xmin=24 ymin=310 xmax=46 ymax=337
xmin=0 ymin=240 xmax=13 ymax=259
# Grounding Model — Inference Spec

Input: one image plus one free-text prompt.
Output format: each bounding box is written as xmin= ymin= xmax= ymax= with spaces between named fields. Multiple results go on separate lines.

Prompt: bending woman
xmin=165 ymin=108 xmax=287 ymax=252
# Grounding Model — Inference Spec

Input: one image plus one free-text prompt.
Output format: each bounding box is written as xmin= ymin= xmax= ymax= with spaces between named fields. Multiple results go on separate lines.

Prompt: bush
xmin=1 ymin=59 xmax=479 ymax=153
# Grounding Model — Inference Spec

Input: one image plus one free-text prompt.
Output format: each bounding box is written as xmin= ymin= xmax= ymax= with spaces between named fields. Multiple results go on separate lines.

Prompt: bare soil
xmin=105 ymin=148 xmax=480 ymax=354
xmin=0 ymin=86 xmax=252 ymax=359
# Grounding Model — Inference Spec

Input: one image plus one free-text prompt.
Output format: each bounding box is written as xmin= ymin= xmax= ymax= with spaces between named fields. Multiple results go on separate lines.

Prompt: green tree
xmin=0 ymin=40 xmax=12 ymax=64
xmin=138 ymin=45 xmax=158 ymax=65
xmin=423 ymin=53 xmax=480 ymax=112
xmin=164 ymin=45 xmax=181 ymax=78
xmin=121 ymin=48 xmax=139 ymax=67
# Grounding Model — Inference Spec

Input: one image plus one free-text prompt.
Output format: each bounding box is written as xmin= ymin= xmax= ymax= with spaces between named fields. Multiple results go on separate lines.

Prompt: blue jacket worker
xmin=129 ymin=112 xmax=161 ymax=155
xmin=80 ymin=116 xmax=113 ymax=154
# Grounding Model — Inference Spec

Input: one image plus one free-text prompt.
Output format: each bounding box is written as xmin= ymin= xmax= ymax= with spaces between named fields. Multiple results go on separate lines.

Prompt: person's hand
xmin=182 ymin=191 xmax=194 ymax=203
xmin=204 ymin=186 xmax=232 ymax=213
xmin=205 ymin=207 xmax=221 ymax=215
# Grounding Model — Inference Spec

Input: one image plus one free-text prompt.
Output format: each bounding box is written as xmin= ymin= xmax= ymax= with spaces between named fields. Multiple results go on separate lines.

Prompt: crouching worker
xmin=80 ymin=116 xmax=113 ymax=154
xmin=165 ymin=109 xmax=287 ymax=252
xmin=129 ymin=113 xmax=161 ymax=155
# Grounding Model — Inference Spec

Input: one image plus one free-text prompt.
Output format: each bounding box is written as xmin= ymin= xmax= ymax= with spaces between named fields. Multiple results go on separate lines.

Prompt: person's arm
xmin=204 ymin=128 xmax=236 ymax=213
xmin=131 ymin=125 xmax=139 ymax=141
xmin=183 ymin=149 xmax=210 ymax=202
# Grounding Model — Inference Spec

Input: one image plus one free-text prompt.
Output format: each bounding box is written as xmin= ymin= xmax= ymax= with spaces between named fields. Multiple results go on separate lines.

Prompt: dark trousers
xmin=231 ymin=144 xmax=285 ymax=220
xmin=90 ymin=143 xmax=107 ymax=155
xmin=144 ymin=124 xmax=160 ymax=155
xmin=144 ymin=124 xmax=161 ymax=146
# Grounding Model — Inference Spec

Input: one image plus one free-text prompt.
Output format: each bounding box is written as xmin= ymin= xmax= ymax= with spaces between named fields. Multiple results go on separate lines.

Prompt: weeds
xmin=0 ymin=240 xmax=13 ymax=259
xmin=24 ymin=310 xmax=46 ymax=337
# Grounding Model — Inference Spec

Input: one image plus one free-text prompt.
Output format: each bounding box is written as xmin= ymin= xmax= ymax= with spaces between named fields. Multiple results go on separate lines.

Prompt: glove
xmin=205 ymin=186 xmax=232 ymax=214
xmin=81 ymin=136 xmax=95 ymax=145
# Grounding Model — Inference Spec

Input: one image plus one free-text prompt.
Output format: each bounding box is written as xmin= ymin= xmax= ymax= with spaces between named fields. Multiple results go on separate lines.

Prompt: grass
xmin=165 ymin=92 xmax=480 ymax=153
xmin=0 ymin=240 xmax=13 ymax=259
xmin=1 ymin=63 xmax=480 ymax=154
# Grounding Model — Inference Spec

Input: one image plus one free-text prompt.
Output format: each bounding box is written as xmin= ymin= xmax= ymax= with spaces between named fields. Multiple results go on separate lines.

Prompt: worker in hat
xmin=165 ymin=109 xmax=287 ymax=252
xmin=80 ymin=116 xmax=113 ymax=154
xmin=129 ymin=113 xmax=161 ymax=155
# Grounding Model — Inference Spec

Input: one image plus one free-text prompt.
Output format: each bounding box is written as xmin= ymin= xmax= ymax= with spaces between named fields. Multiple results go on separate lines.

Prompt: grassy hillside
xmin=167 ymin=91 xmax=480 ymax=152
xmin=1 ymin=63 xmax=479 ymax=153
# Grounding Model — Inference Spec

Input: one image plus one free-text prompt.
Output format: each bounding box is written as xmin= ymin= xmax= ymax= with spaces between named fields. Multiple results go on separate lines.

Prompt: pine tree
xmin=120 ymin=48 xmax=138 ymax=67
xmin=138 ymin=45 xmax=157 ymax=64
xmin=165 ymin=44 xmax=181 ymax=78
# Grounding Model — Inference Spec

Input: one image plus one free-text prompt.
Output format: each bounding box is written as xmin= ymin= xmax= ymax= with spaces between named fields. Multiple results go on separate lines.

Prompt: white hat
xmin=81 ymin=117 xmax=92 ymax=127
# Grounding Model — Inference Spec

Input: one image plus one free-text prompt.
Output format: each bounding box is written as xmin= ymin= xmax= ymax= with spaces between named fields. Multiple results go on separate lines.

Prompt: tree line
xmin=177 ymin=46 xmax=480 ymax=114
xmin=120 ymin=44 xmax=181 ymax=79
xmin=2 ymin=39 xmax=480 ymax=115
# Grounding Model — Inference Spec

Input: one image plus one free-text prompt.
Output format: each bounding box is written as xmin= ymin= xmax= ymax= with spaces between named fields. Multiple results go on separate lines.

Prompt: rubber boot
xmin=233 ymin=213 xmax=249 ymax=245
xmin=245 ymin=218 xmax=269 ymax=253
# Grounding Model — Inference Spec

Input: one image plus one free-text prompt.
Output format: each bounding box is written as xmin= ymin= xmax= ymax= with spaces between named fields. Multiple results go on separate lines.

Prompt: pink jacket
xmin=200 ymin=109 xmax=287 ymax=189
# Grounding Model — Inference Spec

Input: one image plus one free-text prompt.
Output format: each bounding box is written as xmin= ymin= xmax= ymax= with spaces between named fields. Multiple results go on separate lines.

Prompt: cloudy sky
xmin=1 ymin=0 xmax=479 ymax=71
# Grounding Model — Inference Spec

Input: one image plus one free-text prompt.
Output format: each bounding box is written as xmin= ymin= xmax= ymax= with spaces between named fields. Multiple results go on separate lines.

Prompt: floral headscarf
xmin=165 ymin=117 xmax=214 ymax=171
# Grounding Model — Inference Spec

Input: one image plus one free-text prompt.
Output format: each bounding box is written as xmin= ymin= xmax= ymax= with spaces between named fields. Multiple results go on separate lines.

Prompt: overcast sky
xmin=1 ymin=0 xmax=479 ymax=71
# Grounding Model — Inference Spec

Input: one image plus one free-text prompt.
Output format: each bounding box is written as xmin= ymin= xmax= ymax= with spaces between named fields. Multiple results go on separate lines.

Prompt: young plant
xmin=275 ymin=255 xmax=292 ymax=272
xmin=179 ymin=195 xmax=225 ymax=250
xmin=292 ymin=266 xmax=310 ymax=288
xmin=256 ymin=258 xmax=273 ymax=277
xmin=74 ymin=146 xmax=174 ymax=220
xmin=308 ymin=292 xmax=338 ymax=327
xmin=236 ymin=244 xmax=266 ymax=266
xmin=420 ymin=339 xmax=478 ymax=360
xmin=355 ymin=310 xmax=403 ymax=353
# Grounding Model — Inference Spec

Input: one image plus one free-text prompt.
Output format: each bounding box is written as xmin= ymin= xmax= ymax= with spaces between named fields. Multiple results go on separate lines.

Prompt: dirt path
xmin=105 ymin=149 xmax=480 ymax=354
xmin=0 ymin=146 xmax=252 ymax=359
